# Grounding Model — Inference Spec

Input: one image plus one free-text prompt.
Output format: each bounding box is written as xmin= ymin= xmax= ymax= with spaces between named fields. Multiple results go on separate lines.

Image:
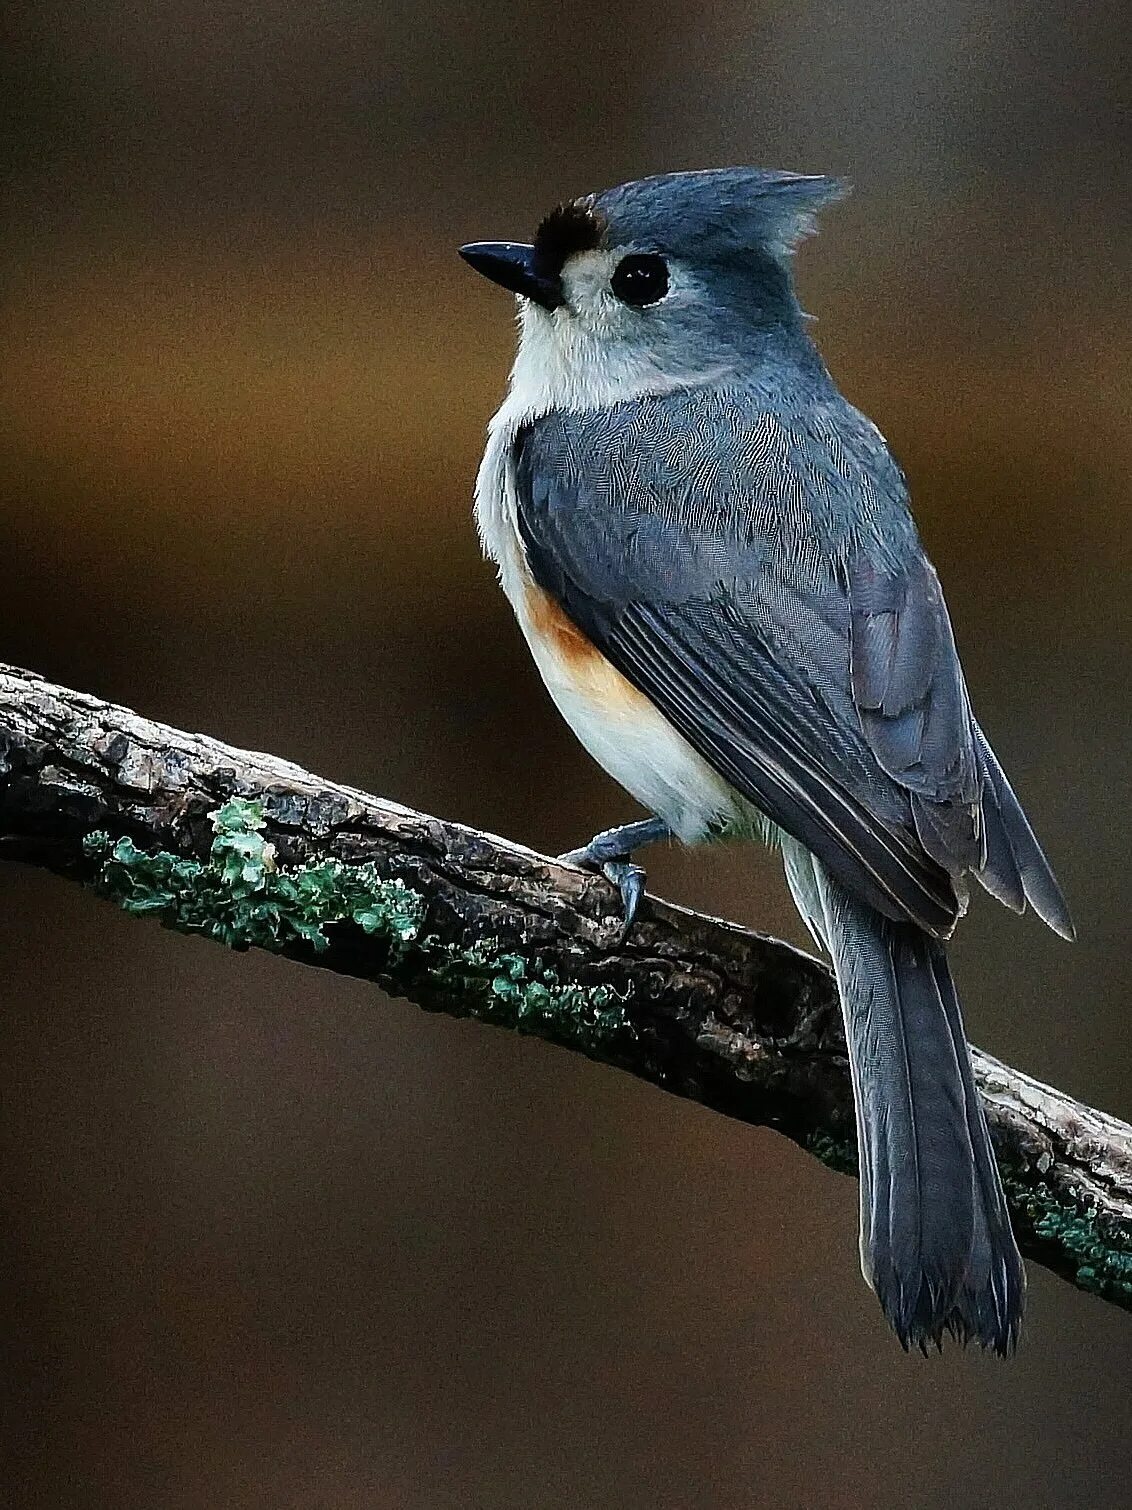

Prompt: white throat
xmin=508 ymin=304 xmax=676 ymax=417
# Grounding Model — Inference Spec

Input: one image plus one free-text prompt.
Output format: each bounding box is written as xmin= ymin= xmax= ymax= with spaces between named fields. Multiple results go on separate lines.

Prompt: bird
xmin=458 ymin=168 xmax=1073 ymax=1355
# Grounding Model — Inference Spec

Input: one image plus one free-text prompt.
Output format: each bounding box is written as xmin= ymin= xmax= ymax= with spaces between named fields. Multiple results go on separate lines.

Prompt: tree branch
xmin=1 ymin=662 xmax=1129 ymax=1312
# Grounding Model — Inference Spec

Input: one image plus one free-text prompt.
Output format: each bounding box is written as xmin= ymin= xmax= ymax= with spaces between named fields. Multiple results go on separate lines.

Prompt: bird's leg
xmin=557 ymin=817 xmax=670 ymax=938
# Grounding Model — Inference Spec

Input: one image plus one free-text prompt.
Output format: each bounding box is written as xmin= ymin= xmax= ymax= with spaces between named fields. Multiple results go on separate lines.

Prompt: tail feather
xmin=808 ymin=860 xmax=1025 ymax=1354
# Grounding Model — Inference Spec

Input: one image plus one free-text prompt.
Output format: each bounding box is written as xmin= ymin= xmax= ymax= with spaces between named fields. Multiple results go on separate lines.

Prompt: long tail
xmin=785 ymin=846 xmax=1025 ymax=1354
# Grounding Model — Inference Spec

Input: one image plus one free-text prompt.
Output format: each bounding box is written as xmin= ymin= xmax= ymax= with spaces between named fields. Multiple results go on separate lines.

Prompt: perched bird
xmin=459 ymin=169 xmax=1072 ymax=1354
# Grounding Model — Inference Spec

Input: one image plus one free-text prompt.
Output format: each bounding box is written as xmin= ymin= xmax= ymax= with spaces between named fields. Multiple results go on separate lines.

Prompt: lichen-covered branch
xmin=1 ymin=662 xmax=1129 ymax=1311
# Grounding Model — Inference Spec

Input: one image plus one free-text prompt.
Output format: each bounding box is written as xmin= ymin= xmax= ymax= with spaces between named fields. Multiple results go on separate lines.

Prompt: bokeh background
xmin=2 ymin=3 xmax=1130 ymax=1506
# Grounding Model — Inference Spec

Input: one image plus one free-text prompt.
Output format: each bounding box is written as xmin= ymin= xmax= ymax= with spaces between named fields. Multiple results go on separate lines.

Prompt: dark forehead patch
xmin=532 ymin=199 xmax=606 ymax=277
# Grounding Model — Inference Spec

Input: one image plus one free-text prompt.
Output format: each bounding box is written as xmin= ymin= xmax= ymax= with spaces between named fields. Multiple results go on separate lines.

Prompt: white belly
xmin=520 ymin=601 xmax=741 ymax=843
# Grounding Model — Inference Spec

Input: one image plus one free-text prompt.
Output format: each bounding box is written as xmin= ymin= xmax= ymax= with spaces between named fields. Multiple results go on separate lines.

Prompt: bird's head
xmin=460 ymin=168 xmax=847 ymax=412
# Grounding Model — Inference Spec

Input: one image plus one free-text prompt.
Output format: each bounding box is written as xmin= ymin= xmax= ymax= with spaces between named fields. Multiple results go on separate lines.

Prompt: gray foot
xmin=558 ymin=818 xmax=669 ymax=938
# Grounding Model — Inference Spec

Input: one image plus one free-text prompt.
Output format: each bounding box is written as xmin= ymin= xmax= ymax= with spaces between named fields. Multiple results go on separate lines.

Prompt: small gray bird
xmin=459 ymin=168 xmax=1072 ymax=1355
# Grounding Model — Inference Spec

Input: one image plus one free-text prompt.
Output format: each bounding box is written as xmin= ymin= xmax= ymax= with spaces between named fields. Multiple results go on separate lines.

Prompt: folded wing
xmin=512 ymin=393 xmax=1071 ymax=940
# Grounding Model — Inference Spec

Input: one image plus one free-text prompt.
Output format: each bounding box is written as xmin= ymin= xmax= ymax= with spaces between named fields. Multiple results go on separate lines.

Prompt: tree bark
xmin=1 ymin=662 xmax=1129 ymax=1312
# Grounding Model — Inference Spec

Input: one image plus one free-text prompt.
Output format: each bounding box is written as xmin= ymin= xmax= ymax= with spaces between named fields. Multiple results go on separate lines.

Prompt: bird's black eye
xmin=610 ymin=254 xmax=669 ymax=308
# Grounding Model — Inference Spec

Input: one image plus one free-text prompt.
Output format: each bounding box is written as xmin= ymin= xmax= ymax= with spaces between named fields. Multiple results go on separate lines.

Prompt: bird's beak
xmin=458 ymin=241 xmax=564 ymax=311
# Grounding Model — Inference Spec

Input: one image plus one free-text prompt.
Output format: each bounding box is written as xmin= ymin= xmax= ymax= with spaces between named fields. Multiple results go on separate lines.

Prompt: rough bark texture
xmin=1 ymin=663 xmax=1129 ymax=1312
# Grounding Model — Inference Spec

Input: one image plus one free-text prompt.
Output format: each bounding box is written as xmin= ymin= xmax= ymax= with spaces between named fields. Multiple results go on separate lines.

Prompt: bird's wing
xmin=512 ymin=391 xmax=1071 ymax=939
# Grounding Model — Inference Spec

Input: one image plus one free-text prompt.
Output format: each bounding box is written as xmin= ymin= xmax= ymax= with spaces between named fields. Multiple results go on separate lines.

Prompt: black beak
xmin=458 ymin=241 xmax=564 ymax=311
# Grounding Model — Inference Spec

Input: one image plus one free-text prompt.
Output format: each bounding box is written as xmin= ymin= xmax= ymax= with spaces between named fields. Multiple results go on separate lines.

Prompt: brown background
xmin=1 ymin=2 xmax=1130 ymax=1506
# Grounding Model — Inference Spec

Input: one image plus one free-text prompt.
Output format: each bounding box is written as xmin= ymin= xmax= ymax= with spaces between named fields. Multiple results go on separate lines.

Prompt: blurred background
xmin=1 ymin=2 xmax=1129 ymax=1505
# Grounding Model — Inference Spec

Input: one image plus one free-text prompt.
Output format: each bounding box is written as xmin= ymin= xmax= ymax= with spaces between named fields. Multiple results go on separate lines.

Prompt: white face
xmin=505 ymin=248 xmax=736 ymax=418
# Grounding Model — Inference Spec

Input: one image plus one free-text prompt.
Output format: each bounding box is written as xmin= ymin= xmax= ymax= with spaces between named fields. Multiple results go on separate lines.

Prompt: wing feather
xmin=511 ymin=391 xmax=1069 ymax=939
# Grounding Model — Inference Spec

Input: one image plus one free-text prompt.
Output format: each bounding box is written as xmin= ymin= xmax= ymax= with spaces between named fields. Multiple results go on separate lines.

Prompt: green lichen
xmin=84 ymin=798 xmax=423 ymax=956
xmin=437 ymin=941 xmax=636 ymax=1052
xmin=1000 ymin=1167 xmax=1132 ymax=1308
xmin=804 ymin=1130 xmax=858 ymax=1177
xmin=83 ymin=799 xmax=634 ymax=1057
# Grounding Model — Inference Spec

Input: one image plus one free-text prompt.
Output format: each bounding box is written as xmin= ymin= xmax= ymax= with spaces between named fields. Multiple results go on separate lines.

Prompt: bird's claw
xmin=600 ymin=858 xmax=647 ymax=940
xmin=558 ymin=825 xmax=663 ymax=940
